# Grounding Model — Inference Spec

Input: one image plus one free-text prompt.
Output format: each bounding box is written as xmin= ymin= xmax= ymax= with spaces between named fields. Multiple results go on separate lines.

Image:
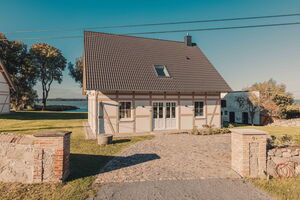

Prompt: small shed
xmin=0 ymin=61 xmax=15 ymax=114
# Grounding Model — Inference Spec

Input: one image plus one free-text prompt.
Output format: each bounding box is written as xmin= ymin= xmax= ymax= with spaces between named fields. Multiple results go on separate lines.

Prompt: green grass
xmin=237 ymin=125 xmax=300 ymax=200
xmin=0 ymin=111 xmax=153 ymax=200
xmin=235 ymin=126 xmax=300 ymax=145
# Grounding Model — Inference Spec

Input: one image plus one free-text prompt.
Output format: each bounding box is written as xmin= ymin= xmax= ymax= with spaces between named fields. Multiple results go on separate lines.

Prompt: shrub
xmin=191 ymin=126 xmax=200 ymax=135
xmin=279 ymin=134 xmax=294 ymax=146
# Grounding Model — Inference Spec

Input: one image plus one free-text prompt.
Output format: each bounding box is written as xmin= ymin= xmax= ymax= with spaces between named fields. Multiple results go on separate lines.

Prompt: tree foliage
xmin=30 ymin=43 xmax=67 ymax=108
xmin=68 ymin=57 xmax=83 ymax=87
xmin=0 ymin=33 xmax=38 ymax=110
xmin=245 ymin=79 xmax=295 ymax=119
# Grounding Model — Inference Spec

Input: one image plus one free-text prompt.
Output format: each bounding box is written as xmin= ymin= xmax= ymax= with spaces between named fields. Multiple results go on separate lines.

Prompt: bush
xmin=279 ymin=134 xmax=294 ymax=146
xmin=267 ymin=134 xmax=294 ymax=148
xmin=191 ymin=126 xmax=200 ymax=135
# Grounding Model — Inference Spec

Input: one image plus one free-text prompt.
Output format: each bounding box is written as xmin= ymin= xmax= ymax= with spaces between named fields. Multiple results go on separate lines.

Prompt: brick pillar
xmin=231 ymin=129 xmax=267 ymax=178
xmin=33 ymin=131 xmax=71 ymax=183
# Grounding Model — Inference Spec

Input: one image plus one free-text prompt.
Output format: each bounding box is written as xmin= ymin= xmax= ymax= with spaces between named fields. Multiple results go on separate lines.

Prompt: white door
xmin=153 ymin=102 xmax=164 ymax=130
xmin=165 ymin=102 xmax=176 ymax=129
xmin=153 ymin=102 xmax=176 ymax=130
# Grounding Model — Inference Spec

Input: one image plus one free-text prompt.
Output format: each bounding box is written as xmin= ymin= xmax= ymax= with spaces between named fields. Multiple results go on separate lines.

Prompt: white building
xmin=221 ymin=91 xmax=260 ymax=125
xmin=0 ymin=61 xmax=15 ymax=114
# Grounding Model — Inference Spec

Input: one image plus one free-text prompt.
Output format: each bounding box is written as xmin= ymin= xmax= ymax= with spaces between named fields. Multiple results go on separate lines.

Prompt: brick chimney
xmin=184 ymin=33 xmax=192 ymax=46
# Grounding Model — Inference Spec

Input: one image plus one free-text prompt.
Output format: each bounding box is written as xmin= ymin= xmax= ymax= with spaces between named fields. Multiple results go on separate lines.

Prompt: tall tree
xmin=68 ymin=57 xmax=83 ymax=87
xmin=0 ymin=34 xmax=38 ymax=110
xmin=30 ymin=43 xmax=67 ymax=108
xmin=245 ymin=79 xmax=294 ymax=118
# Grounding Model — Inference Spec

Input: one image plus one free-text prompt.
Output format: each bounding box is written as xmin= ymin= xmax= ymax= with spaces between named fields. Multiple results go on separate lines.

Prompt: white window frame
xmin=194 ymin=101 xmax=205 ymax=118
xmin=119 ymin=101 xmax=133 ymax=121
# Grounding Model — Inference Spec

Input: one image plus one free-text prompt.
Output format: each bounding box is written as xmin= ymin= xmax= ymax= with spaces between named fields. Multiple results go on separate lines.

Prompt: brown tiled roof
xmin=83 ymin=31 xmax=231 ymax=92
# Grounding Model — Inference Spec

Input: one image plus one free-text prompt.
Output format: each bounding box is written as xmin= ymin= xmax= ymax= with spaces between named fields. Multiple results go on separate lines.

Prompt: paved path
xmin=94 ymin=133 xmax=274 ymax=200
xmin=96 ymin=179 xmax=274 ymax=200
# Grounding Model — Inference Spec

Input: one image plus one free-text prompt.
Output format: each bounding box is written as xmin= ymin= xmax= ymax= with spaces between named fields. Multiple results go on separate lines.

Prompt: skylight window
xmin=154 ymin=65 xmax=170 ymax=77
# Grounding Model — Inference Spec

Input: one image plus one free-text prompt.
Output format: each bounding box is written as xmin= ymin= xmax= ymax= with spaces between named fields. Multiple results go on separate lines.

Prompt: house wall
xmin=87 ymin=91 xmax=221 ymax=135
xmin=0 ymin=72 xmax=10 ymax=114
xmin=221 ymin=91 xmax=260 ymax=125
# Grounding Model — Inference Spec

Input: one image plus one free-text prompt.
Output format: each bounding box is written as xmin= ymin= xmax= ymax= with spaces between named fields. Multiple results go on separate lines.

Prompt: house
xmin=83 ymin=31 xmax=231 ymax=136
xmin=221 ymin=91 xmax=261 ymax=125
xmin=0 ymin=61 xmax=15 ymax=114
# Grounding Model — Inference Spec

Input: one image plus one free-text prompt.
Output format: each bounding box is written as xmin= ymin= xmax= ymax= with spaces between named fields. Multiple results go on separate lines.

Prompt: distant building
xmin=0 ymin=61 xmax=15 ymax=114
xmin=221 ymin=91 xmax=260 ymax=126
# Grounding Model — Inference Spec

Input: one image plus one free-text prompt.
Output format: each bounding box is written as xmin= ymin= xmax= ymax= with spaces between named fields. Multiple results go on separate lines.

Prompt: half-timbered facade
xmin=83 ymin=31 xmax=231 ymax=136
xmin=0 ymin=61 xmax=15 ymax=114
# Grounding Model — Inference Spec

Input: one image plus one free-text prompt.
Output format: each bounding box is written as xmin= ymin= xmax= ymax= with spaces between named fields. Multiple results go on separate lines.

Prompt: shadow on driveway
xmin=68 ymin=153 xmax=160 ymax=181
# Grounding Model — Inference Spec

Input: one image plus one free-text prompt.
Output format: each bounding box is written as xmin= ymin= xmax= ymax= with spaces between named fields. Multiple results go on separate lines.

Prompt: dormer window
xmin=154 ymin=65 xmax=170 ymax=77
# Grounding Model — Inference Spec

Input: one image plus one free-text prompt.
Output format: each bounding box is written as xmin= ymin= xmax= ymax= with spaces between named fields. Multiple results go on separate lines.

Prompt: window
xmin=194 ymin=101 xmax=204 ymax=117
xmin=225 ymin=111 xmax=228 ymax=115
xmin=221 ymin=100 xmax=227 ymax=108
xmin=154 ymin=65 xmax=170 ymax=77
xmin=119 ymin=102 xmax=131 ymax=119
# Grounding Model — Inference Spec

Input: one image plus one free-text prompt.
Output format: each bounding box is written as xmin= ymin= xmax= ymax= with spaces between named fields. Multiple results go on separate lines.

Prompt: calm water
xmin=45 ymin=100 xmax=88 ymax=112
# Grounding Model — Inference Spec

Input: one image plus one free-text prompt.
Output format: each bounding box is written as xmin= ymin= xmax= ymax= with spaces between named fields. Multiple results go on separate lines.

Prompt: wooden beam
xmin=116 ymin=91 xmax=119 ymax=133
xmin=178 ymin=92 xmax=181 ymax=130
xmin=205 ymin=92 xmax=208 ymax=125
xmin=192 ymin=92 xmax=195 ymax=127
xmin=149 ymin=92 xmax=152 ymax=131
xmin=133 ymin=91 xmax=136 ymax=133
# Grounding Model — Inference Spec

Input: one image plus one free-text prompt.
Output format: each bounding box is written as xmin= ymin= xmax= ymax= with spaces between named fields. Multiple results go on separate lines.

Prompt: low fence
xmin=0 ymin=131 xmax=71 ymax=183
xmin=231 ymin=129 xmax=300 ymax=178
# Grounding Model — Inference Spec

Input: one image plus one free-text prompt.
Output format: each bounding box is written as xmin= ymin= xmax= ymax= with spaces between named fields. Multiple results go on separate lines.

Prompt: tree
xmin=0 ymin=34 xmax=38 ymax=110
xmin=245 ymin=79 xmax=294 ymax=119
xmin=30 ymin=43 xmax=67 ymax=109
xmin=235 ymin=92 xmax=259 ymax=125
xmin=273 ymin=94 xmax=294 ymax=118
xmin=68 ymin=57 xmax=83 ymax=87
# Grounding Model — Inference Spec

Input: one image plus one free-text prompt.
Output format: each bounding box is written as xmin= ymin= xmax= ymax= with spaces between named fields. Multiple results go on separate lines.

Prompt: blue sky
xmin=1 ymin=0 xmax=300 ymax=98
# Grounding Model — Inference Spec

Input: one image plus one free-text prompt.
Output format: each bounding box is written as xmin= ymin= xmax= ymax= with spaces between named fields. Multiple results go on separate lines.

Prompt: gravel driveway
xmin=95 ymin=133 xmax=239 ymax=184
xmin=94 ymin=133 xmax=274 ymax=200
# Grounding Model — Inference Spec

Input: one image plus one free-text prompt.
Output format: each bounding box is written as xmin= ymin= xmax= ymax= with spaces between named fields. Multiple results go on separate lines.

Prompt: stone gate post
xmin=231 ymin=129 xmax=267 ymax=178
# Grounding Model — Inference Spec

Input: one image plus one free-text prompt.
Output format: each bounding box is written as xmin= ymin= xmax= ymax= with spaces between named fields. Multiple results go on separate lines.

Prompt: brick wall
xmin=0 ymin=131 xmax=71 ymax=183
xmin=231 ymin=129 xmax=267 ymax=178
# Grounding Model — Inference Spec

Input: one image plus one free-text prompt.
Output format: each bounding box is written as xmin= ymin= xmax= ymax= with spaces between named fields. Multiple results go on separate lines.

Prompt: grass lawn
xmin=0 ymin=111 xmax=153 ymax=200
xmin=238 ymin=125 xmax=300 ymax=200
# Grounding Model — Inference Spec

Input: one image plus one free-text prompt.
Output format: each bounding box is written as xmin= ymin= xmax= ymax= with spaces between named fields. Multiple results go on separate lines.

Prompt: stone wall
xmin=268 ymin=118 xmax=300 ymax=127
xmin=0 ymin=131 xmax=71 ymax=183
xmin=267 ymin=147 xmax=300 ymax=177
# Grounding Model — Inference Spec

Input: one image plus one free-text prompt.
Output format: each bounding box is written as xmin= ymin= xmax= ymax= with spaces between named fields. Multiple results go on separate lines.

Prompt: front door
xmin=153 ymin=102 xmax=176 ymax=130
xmin=242 ymin=112 xmax=249 ymax=124
xmin=229 ymin=112 xmax=235 ymax=123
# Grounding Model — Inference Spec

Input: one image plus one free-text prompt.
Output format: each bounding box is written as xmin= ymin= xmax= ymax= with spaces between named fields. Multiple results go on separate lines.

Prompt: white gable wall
xmin=221 ymin=91 xmax=260 ymax=125
xmin=0 ymin=72 xmax=11 ymax=114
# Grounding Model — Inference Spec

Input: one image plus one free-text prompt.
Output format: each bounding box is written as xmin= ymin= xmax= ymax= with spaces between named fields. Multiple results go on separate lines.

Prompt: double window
xmin=194 ymin=101 xmax=204 ymax=117
xmin=119 ymin=102 xmax=131 ymax=119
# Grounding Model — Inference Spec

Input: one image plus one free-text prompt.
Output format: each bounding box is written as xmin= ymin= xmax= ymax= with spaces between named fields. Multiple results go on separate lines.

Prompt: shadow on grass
xmin=0 ymin=126 xmax=84 ymax=133
xmin=112 ymin=139 xmax=131 ymax=144
xmin=0 ymin=111 xmax=87 ymax=120
xmin=68 ymin=153 xmax=160 ymax=181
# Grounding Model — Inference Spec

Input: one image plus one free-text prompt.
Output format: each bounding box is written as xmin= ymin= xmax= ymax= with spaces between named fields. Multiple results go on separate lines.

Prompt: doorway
xmin=229 ymin=112 xmax=235 ymax=123
xmin=153 ymin=102 xmax=176 ymax=130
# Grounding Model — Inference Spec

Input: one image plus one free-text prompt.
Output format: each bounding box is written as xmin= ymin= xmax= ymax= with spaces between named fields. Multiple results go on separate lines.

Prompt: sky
xmin=1 ymin=0 xmax=300 ymax=98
